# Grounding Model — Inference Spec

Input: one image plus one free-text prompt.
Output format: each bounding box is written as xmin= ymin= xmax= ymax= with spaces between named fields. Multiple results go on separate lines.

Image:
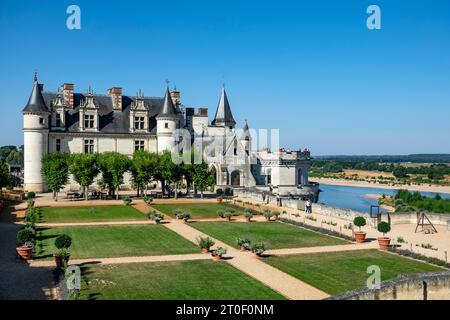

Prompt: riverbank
xmin=311 ymin=177 xmax=450 ymax=195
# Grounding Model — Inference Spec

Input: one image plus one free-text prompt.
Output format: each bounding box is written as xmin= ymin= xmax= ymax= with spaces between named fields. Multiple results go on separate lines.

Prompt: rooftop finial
xmin=34 ymin=70 xmax=38 ymax=82
xmin=165 ymin=79 xmax=170 ymax=89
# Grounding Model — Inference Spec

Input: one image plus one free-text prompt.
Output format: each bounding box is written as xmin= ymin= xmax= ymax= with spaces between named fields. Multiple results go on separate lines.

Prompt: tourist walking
xmin=305 ymin=199 xmax=312 ymax=213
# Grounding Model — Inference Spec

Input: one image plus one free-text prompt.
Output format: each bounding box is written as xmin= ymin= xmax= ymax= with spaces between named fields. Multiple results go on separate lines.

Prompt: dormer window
xmin=165 ymin=122 xmax=169 ymax=129
xmin=39 ymin=117 xmax=44 ymax=125
xmin=84 ymin=115 xmax=95 ymax=129
xmin=56 ymin=113 xmax=61 ymax=127
xmin=134 ymin=117 xmax=145 ymax=130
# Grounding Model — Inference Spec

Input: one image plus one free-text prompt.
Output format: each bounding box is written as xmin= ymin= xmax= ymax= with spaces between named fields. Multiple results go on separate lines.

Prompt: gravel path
xmin=0 ymin=220 xmax=55 ymax=300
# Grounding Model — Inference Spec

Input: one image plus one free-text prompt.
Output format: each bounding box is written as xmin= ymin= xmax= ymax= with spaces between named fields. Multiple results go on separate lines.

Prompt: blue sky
xmin=0 ymin=0 xmax=449 ymax=155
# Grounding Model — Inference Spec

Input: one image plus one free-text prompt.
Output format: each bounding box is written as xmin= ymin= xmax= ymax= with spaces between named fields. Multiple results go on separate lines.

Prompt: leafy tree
xmin=6 ymin=149 xmax=23 ymax=166
xmin=41 ymin=153 xmax=70 ymax=201
xmin=158 ymin=151 xmax=184 ymax=198
xmin=192 ymin=160 xmax=214 ymax=198
xmin=0 ymin=159 xmax=10 ymax=189
xmin=0 ymin=145 xmax=17 ymax=160
xmin=130 ymin=150 xmax=156 ymax=197
xmin=69 ymin=153 xmax=99 ymax=201
xmin=392 ymin=166 xmax=408 ymax=178
xmin=97 ymin=152 xmax=131 ymax=200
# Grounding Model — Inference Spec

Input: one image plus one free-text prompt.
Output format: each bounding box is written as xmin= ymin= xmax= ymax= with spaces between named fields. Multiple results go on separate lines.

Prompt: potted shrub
xmin=216 ymin=196 xmax=223 ymax=203
xmin=251 ymin=242 xmax=266 ymax=256
xmin=271 ymin=211 xmax=281 ymax=220
xmin=377 ymin=221 xmax=391 ymax=250
xmin=122 ymin=196 xmax=132 ymax=206
xmin=53 ymin=234 xmax=72 ymax=267
xmin=212 ymin=247 xmax=227 ymax=261
xmin=223 ymin=211 xmax=233 ymax=221
xmin=217 ymin=209 xmax=226 ymax=218
xmin=237 ymin=238 xmax=251 ymax=251
xmin=263 ymin=210 xmax=273 ymax=221
xmin=353 ymin=216 xmax=367 ymax=243
xmin=148 ymin=211 xmax=164 ymax=224
xmin=16 ymin=229 xmax=34 ymax=260
xmin=173 ymin=208 xmax=183 ymax=219
xmin=244 ymin=212 xmax=253 ymax=222
xmin=180 ymin=211 xmax=191 ymax=223
xmin=143 ymin=195 xmax=153 ymax=205
xmin=197 ymin=236 xmax=215 ymax=253
xmin=27 ymin=191 xmax=36 ymax=200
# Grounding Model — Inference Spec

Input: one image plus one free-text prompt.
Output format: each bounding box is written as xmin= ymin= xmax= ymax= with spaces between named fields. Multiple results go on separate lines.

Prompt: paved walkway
xmin=163 ymin=219 xmax=329 ymax=300
xmin=0 ymin=219 xmax=56 ymax=300
xmin=29 ymin=253 xmax=211 ymax=267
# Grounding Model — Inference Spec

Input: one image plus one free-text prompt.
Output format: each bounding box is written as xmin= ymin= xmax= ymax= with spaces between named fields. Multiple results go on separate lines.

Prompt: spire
xmin=240 ymin=119 xmax=251 ymax=141
xmin=157 ymin=85 xmax=177 ymax=118
xmin=22 ymin=72 xmax=49 ymax=114
xmin=212 ymin=86 xmax=236 ymax=127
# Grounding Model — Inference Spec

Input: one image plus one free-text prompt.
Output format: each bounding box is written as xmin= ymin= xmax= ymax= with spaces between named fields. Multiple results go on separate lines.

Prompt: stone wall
xmin=234 ymin=188 xmax=450 ymax=228
xmin=328 ymin=272 xmax=450 ymax=300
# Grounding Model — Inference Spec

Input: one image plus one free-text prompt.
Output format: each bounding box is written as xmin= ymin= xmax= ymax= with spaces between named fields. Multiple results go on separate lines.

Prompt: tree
xmin=41 ymin=153 xmax=70 ymax=201
xmin=192 ymin=160 xmax=214 ymax=198
xmin=0 ymin=145 xmax=17 ymax=160
xmin=0 ymin=159 xmax=10 ymax=189
xmin=97 ymin=152 xmax=131 ymax=200
xmin=130 ymin=150 xmax=156 ymax=197
xmin=158 ymin=151 xmax=184 ymax=198
xmin=69 ymin=153 xmax=99 ymax=201
xmin=392 ymin=166 xmax=408 ymax=178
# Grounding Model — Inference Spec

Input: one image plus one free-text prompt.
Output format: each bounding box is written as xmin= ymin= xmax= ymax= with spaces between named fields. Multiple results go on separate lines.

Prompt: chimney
xmin=108 ymin=87 xmax=122 ymax=111
xmin=170 ymin=87 xmax=180 ymax=105
xmin=198 ymin=108 xmax=208 ymax=116
xmin=61 ymin=83 xmax=74 ymax=109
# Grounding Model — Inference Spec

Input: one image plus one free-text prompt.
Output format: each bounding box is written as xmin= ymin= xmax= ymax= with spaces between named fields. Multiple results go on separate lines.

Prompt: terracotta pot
xmin=354 ymin=232 xmax=367 ymax=244
xmin=245 ymin=218 xmax=251 ymax=222
xmin=16 ymin=246 xmax=33 ymax=260
xmin=202 ymin=248 xmax=209 ymax=254
xmin=54 ymin=254 xmax=70 ymax=267
xmin=240 ymin=245 xmax=247 ymax=252
xmin=378 ymin=237 xmax=391 ymax=250
xmin=216 ymin=197 xmax=222 ymax=203
xmin=214 ymin=255 xmax=222 ymax=261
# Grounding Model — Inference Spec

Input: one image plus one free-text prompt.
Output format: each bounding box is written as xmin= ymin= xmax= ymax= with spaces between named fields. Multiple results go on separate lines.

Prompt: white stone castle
xmin=22 ymin=74 xmax=319 ymax=199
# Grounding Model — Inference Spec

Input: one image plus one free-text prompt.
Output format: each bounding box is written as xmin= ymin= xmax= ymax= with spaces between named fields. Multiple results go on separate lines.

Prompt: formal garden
xmin=10 ymin=192 xmax=448 ymax=300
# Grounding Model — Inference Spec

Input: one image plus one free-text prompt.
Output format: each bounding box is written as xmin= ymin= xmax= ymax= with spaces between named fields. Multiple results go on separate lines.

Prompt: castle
xmin=22 ymin=74 xmax=319 ymax=199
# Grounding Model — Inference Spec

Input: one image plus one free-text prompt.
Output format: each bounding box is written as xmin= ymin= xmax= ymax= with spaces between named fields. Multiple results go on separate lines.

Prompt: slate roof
xmin=22 ymin=77 xmax=50 ymax=114
xmin=211 ymin=87 xmax=236 ymax=127
xmin=156 ymin=86 xmax=178 ymax=118
xmin=240 ymin=120 xmax=251 ymax=141
xmin=41 ymin=92 xmax=166 ymax=134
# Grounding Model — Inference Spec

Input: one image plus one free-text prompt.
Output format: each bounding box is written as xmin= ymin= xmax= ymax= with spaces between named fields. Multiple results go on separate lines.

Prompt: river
xmin=317 ymin=184 xmax=450 ymax=213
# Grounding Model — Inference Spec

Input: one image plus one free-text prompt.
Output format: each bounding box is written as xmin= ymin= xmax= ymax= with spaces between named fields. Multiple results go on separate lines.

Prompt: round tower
xmin=156 ymin=85 xmax=180 ymax=153
xmin=22 ymin=73 xmax=50 ymax=192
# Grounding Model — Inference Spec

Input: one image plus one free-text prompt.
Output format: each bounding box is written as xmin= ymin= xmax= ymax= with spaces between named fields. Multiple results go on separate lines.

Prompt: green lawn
xmin=35 ymin=225 xmax=199 ymax=259
xmin=190 ymin=221 xmax=349 ymax=249
xmin=78 ymin=260 xmax=285 ymax=300
xmin=39 ymin=205 xmax=146 ymax=223
xmin=264 ymin=249 xmax=443 ymax=295
xmin=151 ymin=203 xmax=245 ymax=219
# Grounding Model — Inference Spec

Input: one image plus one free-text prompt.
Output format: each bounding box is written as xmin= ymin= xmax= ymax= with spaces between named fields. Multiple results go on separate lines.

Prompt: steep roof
xmin=22 ymin=74 xmax=50 ymax=114
xmin=211 ymin=87 xmax=236 ymax=127
xmin=41 ymin=92 xmax=164 ymax=134
xmin=156 ymin=86 xmax=178 ymax=118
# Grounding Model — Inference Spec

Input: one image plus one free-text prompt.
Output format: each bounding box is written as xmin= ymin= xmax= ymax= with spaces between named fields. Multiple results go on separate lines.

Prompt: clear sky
xmin=1 ymin=0 xmax=449 ymax=155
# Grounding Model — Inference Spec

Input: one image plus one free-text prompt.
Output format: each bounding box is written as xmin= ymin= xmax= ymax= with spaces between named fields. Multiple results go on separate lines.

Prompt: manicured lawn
xmin=151 ymin=203 xmax=245 ymax=219
xmin=78 ymin=260 xmax=285 ymax=300
xmin=38 ymin=205 xmax=146 ymax=223
xmin=264 ymin=249 xmax=443 ymax=295
xmin=190 ymin=221 xmax=349 ymax=249
xmin=35 ymin=225 xmax=199 ymax=259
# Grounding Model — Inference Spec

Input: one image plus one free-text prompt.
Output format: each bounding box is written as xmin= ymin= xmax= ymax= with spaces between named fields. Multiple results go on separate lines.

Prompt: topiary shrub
xmin=55 ymin=234 xmax=72 ymax=249
xmin=197 ymin=236 xmax=215 ymax=251
xmin=17 ymin=229 xmax=33 ymax=245
xmin=27 ymin=192 xmax=36 ymax=200
xmin=122 ymin=196 xmax=132 ymax=206
xmin=353 ymin=216 xmax=366 ymax=232
xmin=216 ymin=188 xmax=223 ymax=195
xmin=217 ymin=209 xmax=226 ymax=218
xmin=377 ymin=221 xmax=391 ymax=237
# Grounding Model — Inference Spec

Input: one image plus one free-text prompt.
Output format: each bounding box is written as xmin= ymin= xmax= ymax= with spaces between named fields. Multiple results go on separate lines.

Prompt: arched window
xmin=231 ymin=171 xmax=240 ymax=186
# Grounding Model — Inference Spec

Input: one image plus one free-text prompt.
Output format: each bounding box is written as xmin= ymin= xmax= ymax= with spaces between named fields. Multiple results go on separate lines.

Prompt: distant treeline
xmin=315 ymin=154 xmax=450 ymax=164
xmin=392 ymin=189 xmax=450 ymax=213
xmin=311 ymin=160 xmax=450 ymax=180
